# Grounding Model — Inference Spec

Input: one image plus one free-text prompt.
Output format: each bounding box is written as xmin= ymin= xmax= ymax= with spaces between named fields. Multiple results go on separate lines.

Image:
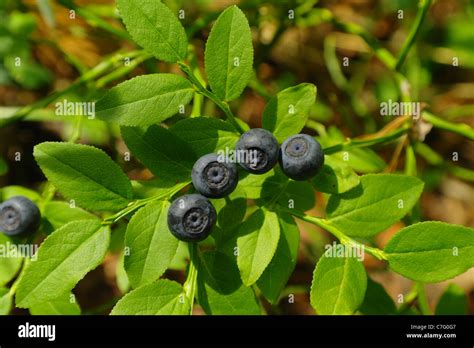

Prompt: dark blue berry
xmin=279 ymin=134 xmax=324 ymax=181
xmin=0 ymin=196 xmax=41 ymax=236
xmin=235 ymin=128 xmax=279 ymax=174
xmin=192 ymin=153 xmax=238 ymax=198
xmin=167 ymin=194 xmax=216 ymax=242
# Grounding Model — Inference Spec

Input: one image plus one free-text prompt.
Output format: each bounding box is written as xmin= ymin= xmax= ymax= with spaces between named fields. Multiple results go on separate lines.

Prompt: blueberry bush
xmin=0 ymin=0 xmax=473 ymax=316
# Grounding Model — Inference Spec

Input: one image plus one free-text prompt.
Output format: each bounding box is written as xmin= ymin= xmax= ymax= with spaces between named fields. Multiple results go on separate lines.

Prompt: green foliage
xmin=43 ymin=201 xmax=98 ymax=232
xmin=170 ymin=117 xmax=240 ymax=157
xmin=197 ymin=251 xmax=261 ymax=315
xmin=204 ymin=6 xmax=253 ymax=101
xmin=121 ymin=125 xmax=197 ymax=182
xmin=29 ymin=293 xmax=81 ymax=315
xmin=0 ymin=288 xmax=12 ymax=315
xmin=385 ymin=222 xmax=474 ymax=282
xmin=327 ymin=174 xmax=424 ymax=237
xmin=262 ymin=83 xmax=317 ymax=142
xmin=257 ymin=213 xmax=299 ymax=304
xmin=124 ymin=201 xmax=179 ymax=288
xmin=312 ymin=155 xmax=360 ymax=194
xmin=0 ymin=234 xmax=23 ymax=287
xmin=310 ymin=246 xmax=367 ymax=315
xmin=34 ymin=142 xmax=133 ymax=211
xmin=435 ymin=284 xmax=467 ymax=315
xmin=237 ymin=209 xmax=280 ymax=286
xmin=16 ymin=220 xmax=110 ymax=308
xmin=116 ymin=0 xmax=187 ymax=62
xmin=96 ymin=74 xmax=194 ymax=126
xmin=111 ymin=280 xmax=190 ymax=315
xmin=359 ymin=277 xmax=397 ymax=315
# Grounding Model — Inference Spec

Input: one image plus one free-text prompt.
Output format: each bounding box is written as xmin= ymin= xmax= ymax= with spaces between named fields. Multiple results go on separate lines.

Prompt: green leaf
xmin=237 ymin=209 xmax=280 ymax=286
xmin=122 ymin=125 xmax=197 ymax=182
xmin=257 ymin=213 xmax=300 ymax=304
xmin=204 ymin=5 xmax=253 ymax=101
xmin=34 ymin=142 xmax=133 ymax=211
xmin=96 ymin=74 xmax=194 ymax=127
xmin=345 ymin=148 xmax=386 ymax=173
xmin=117 ymin=0 xmax=187 ymax=62
xmin=327 ymin=174 xmax=424 ymax=237
xmin=1 ymin=185 xmax=41 ymax=203
xmin=43 ymin=201 xmax=98 ymax=232
xmin=359 ymin=277 xmax=397 ymax=315
xmin=116 ymin=252 xmax=130 ymax=294
xmin=277 ymin=181 xmax=315 ymax=211
xmin=319 ymin=127 xmax=386 ymax=173
xmin=262 ymin=83 xmax=316 ymax=142
xmin=29 ymin=293 xmax=81 ymax=315
xmin=385 ymin=222 xmax=474 ymax=282
xmin=16 ymin=220 xmax=110 ymax=308
xmin=310 ymin=246 xmax=367 ymax=315
xmin=197 ymin=251 xmax=261 ymax=315
xmin=170 ymin=117 xmax=240 ymax=157
xmin=0 ymin=288 xmax=12 ymax=315
xmin=312 ymin=155 xmax=360 ymax=194
xmin=0 ymin=234 xmax=23 ymax=287
xmin=124 ymin=201 xmax=179 ymax=288
xmin=214 ymin=189 xmax=247 ymax=231
xmin=111 ymin=280 xmax=190 ymax=315
xmin=239 ymin=168 xmax=287 ymax=200
xmin=435 ymin=284 xmax=467 ymax=315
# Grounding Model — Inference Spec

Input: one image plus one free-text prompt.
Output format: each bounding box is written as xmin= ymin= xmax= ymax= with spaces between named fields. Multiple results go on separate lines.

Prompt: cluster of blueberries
xmin=167 ymin=128 xmax=324 ymax=243
xmin=0 ymin=129 xmax=324 ymax=241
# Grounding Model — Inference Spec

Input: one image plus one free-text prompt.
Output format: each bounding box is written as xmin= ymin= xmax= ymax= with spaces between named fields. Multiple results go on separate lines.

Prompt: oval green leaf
xmin=262 ymin=83 xmax=317 ymax=142
xmin=327 ymin=174 xmax=424 ymax=237
xmin=96 ymin=74 xmax=194 ymax=127
xmin=16 ymin=220 xmax=110 ymax=308
xmin=310 ymin=246 xmax=367 ymax=315
xmin=34 ymin=142 xmax=133 ymax=211
xmin=111 ymin=280 xmax=190 ymax=315
xmin=125 ymin=201 xmax=179 ymax=288
xmin=117 ymin=0 xmax=187 ymax=62
xmin=237 ymin=209 xmax=280 ymax=286
xmin=205 ymin=5 xmax=254 ymax=101
xmin=385 ymin=221 xmax=474 ymax=282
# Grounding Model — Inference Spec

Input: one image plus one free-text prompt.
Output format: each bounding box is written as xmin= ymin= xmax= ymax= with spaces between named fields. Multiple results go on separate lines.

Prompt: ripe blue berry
xmin=167 ymin=194 xmax=216 ymax=242
xmin=0 ymin=196 xmax=41 ymax=236
xmin=279 ymin=134 xmax=324 ymax=181
xmin=192 ymin=153 xmax=238 ymax=198
xmin=235 ymin=128 xmax=279 ymax=174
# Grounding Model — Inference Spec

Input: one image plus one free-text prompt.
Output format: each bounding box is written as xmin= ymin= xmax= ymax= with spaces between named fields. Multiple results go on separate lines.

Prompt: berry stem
xmin=280 ymin=208 xmax=388 ymax=261
xmin=178 ymin=61 xmax=245 ymax=134
xmin=102 ymin=181 xmax=190 ymax=225
xmin=183 ymin=243 xmax=199 ymax=315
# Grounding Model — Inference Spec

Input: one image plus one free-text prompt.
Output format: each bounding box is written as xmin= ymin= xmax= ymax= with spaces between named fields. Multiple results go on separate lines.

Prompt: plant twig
xmin=178 ymin=61 xmax=245 ymax=134
xmin=395 ymin=0 xmax=432 ymax=71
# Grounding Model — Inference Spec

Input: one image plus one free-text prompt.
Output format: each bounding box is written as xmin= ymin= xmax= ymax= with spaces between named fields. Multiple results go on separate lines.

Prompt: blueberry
xmin=167 ymin=194 xmax=216 ymax=242
xmin=279 ymin=134 xmax=324 ymax=181
xmin=0 ymin=196 xmax=41 ymax=236
xmin=235 ymin=128 xmax=279 ymax=174
xmin=192 ymin=153 xmax=238 ymax=198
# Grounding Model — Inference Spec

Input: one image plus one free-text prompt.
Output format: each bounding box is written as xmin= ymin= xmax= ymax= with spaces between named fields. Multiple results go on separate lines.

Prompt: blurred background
xmin=0 ymin=0 xmax=473 ymax=315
